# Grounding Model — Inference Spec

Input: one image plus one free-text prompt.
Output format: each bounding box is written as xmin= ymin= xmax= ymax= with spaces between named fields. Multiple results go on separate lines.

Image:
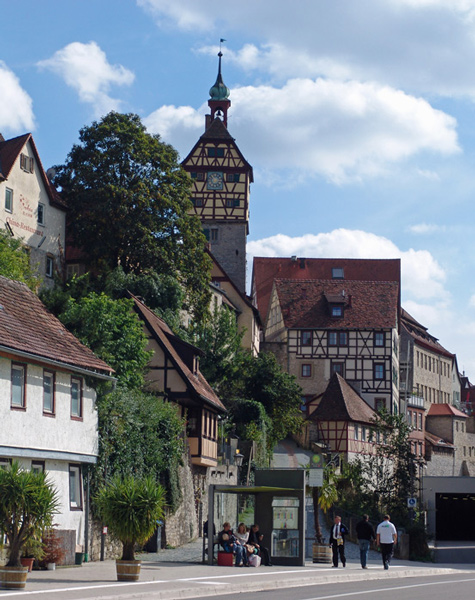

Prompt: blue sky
xmin=2 ymin=1 xmax=475 ymax=377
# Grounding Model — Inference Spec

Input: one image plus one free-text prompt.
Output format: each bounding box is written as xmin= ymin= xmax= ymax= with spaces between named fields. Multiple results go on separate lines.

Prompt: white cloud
xmin=247 ymin=229 xmax=448 ymax=302
xmin=139 ymin=1 xmax=475 ymax=99
xmin=0 ymin=61 xmax=35 ymax=133
xmin=147 ymin=78 xmax=459 ymax=183
xmin=37 ymin=42 xmax=134 ymax=117
xmin=408 ymin=223 xmax=447 ymax=234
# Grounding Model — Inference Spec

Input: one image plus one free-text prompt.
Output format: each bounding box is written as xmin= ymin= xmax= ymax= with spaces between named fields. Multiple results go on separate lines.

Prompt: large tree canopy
xmin=54 ymin=112 xmax=210 ymax=316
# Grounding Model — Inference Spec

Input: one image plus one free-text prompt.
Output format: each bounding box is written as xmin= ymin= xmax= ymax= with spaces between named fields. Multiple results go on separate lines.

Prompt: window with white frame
xmin=43 ymin=371 xmax=54 ymax=414
xmin=5 ymin=188 xmax=13 ymax=212
xmin=69 ymin=464 xmax=83 ymax=509
xmin=0 ymin=458 xmax=11 ymax=470
xmin=71 ymin=378 xmax=82 ymax=418
xmin=301 ymin=364 xmax=311 ymax=377
xmin=11 ymin=363 xmax=26 ymax=408
xmin=354 ymin=425 xmax=359 ymax=440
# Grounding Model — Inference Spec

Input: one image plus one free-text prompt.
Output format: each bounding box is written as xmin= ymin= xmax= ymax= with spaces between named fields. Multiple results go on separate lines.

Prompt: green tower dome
xmin=209 ymin=52 xmax=230 ymax=100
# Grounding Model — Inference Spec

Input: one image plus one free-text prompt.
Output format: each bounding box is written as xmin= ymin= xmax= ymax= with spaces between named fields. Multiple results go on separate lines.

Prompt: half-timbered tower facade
xmin=263 ymin=278 xmax=400 ymax=414
xmin=182 ymin=53 xmax=253 ymax=293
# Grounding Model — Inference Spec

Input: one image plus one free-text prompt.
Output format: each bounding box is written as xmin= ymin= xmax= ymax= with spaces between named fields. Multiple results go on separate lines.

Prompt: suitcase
xmin=217 ymin=551 xmax=234 ymax=566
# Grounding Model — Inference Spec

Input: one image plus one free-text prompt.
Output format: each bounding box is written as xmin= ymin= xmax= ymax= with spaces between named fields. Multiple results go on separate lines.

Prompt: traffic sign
xmin=407 ymin=497 xmax=417 ymax=508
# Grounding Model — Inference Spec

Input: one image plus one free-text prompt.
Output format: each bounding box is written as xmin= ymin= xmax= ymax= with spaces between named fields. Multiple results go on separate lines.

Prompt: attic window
xmin=332 ymin=267 xmax=344 ymax=279
xmin=331 ymin=305 xmax=343 ymax=318
xmin=20 ymin=153 xmax=34 ymax=174
xmin=208 ymin=147 xmax=225 ymax=158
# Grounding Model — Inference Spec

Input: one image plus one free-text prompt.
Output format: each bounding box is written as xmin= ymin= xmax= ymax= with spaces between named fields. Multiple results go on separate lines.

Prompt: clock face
xmin=207 ymin=171 xmax=224 ymax=190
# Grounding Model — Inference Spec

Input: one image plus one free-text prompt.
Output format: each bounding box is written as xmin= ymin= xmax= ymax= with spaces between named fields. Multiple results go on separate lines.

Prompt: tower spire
xmin=207 ymin=43 xmax=231 ymax=128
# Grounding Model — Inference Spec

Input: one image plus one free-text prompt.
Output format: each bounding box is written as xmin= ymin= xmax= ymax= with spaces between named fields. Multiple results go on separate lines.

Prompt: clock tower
xmin=182 ymin=52 xmax=253 ymax=294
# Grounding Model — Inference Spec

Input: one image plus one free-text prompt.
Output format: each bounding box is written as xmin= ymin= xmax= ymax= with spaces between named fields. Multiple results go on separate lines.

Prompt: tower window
xmin=210 ymin=229 xmax=218 ymax=241
xmin=208 ymin=147 xmax=225 ymax=158
xmin=226 ymin=173 xmax=240 ymax=182
xmin=192 ymin=198 xmax=203 ymax=207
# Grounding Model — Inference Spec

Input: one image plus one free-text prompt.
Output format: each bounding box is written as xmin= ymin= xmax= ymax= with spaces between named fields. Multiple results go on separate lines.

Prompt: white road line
xmin=0 ymin=580 xmax=167 ymax=597
xmin=299 ymin=577 xmax=475 ymax=600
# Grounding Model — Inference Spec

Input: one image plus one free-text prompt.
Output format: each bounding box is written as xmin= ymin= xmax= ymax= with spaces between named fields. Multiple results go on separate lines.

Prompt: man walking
xmin=356 ymin=514 xmax=375 ymax=569
xmin=376 ymin=515 xmax=397 ymax=570
xmin=329 ymin=515 xmax=348 ymax=568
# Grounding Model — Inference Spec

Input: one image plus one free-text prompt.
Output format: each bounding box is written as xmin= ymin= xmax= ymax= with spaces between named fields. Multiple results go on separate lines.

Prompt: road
xmin=184 ymin=573 xmax=475 ymax=600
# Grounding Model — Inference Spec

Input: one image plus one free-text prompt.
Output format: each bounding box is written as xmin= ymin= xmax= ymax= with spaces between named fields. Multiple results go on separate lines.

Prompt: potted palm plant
xmin=0 ymin=462 xmax=59 ymax=589
xmin=95 ymin=475 xmax=166 ymax=581
xmin=312 ymin=465 xmax=339 ymax=564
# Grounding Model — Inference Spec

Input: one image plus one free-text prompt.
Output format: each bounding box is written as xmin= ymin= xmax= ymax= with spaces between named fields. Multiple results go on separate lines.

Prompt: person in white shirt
xmin=376 ymin=515 xmax=397 ymax=570
xmin=329 ymin=515 xmax=348 ymax=568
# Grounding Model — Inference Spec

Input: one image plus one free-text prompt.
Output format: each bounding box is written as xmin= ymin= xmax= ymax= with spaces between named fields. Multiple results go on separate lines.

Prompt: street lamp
xmin=234 ymin=450 xmax=244 ymax=468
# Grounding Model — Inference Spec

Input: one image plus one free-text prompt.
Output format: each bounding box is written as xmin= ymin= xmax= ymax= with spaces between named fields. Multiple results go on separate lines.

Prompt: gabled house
xmin=0 ymin=133 xmax=67 ymax=285
xmin=0 ymin=275 xmax=114 ymax=559
xmin=263 ymin=277 xmax=400 ymax=414
xmin=130 ymin=294 xmax=226 ymax=469
xmin=303 ymin=373 xmax=378 ymax=461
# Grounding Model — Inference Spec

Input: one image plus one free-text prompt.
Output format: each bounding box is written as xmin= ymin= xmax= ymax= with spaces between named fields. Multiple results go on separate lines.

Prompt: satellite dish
xmin=46 ymin=167 xmax=56 ymax=180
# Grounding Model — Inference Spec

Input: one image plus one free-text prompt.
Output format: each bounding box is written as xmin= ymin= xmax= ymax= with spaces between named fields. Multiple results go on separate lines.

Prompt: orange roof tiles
xmin=427 ymin=403 xmax=467 ymax=418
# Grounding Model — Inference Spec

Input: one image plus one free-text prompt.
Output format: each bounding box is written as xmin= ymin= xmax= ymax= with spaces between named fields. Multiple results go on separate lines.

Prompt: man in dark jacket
xmin=355 ymin=514 xmax=375 ymax=568
xmin=329 ymin=515 xmax=348 ymax=567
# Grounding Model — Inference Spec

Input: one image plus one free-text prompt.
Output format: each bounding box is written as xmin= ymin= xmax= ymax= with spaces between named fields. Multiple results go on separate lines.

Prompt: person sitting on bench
xmin=218 ymin=522 xmax=245 ymax=567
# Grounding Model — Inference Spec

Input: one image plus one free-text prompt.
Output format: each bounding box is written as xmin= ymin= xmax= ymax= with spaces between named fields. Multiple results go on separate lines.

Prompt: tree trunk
xmin=312 ymin=487 xmax=323 ymax=544
xmin=121 ymin=541 xmax=135 ymax=561
xmin=6 ymin=537 xmax=22 ymax=567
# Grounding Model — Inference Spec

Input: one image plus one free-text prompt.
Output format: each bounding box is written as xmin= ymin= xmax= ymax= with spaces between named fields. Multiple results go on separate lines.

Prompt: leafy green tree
xmin=0 ymin=230 xmax=39 ymax=290
xmin=59 ymin=292 xmax=151 ymax=389
xmin=53 ymin=111 xmax=211 ymax=317
xmin=241 ymin=352 xmax=304 ymax=450
xmin=95 ymin=387 xmax=185 ymax=510
xmin=190 ymin=305 xmax=246 ymax=396
xmin=95 ymin=475 xmax=166 ymax=561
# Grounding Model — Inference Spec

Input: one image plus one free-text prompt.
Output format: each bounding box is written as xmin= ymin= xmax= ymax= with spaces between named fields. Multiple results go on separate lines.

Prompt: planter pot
xmin=46 ymin=563 xmax=56 ymax=571
xmin=20 ymin=557 xmax=35 ymax=572
xmin=0 ymin=565 xmax=29 ymax=590
xmin=312 ymin=543 xmax=332 ymax=564
xmin=116 ymin=559 xmax=141 ymax=582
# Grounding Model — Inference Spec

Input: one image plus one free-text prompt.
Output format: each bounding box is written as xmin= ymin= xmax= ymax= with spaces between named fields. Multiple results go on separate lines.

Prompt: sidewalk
xmin=2 ymin=539 xmax=475 ymax=600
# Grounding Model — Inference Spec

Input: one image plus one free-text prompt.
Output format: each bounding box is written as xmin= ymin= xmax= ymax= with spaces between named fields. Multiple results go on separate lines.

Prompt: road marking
xmin=0 ymin=580 xmax=167 ymax=597
xmin=299 ymin=577 xmax=475 ymax=600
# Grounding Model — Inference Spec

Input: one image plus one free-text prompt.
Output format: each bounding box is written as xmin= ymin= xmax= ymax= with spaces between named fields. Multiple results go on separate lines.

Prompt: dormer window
xmin=332 ymin=267 xmax=344 ymax=279
xmin=331 ymin=305 xmax=343 ymax=318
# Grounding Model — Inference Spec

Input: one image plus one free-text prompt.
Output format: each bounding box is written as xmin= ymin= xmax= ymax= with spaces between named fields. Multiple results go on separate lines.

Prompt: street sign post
xmin=308 ymin=469 xmax=324 ymax=487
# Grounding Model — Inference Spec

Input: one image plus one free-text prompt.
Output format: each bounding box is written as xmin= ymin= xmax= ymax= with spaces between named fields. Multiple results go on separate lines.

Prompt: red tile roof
xmin=427 ymin=404 xmax=467 ymax=418
xmin=425 ymin=431 xmax=454 ymax=449
xmin=310 ymin=373 xmax=377 ymax=424
xmin=0 ymin=133 xmax=66 ymax=210
xmin=252 ymin=257 xmax=400 ymax=322
xmin=401 ymin=308 xmax=454 ymax=359
xmin=130 ymin=295 xmax=225 ymax=412
xmin=273 ymin=278 xmax=398 ymax=330
xmin=0 ymin=276 xmax=113 ymax=375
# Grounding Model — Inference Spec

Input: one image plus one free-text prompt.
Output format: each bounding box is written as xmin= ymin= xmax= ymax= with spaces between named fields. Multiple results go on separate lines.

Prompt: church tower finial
xmin=207 ymin=43 xmax=231 ymax=128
